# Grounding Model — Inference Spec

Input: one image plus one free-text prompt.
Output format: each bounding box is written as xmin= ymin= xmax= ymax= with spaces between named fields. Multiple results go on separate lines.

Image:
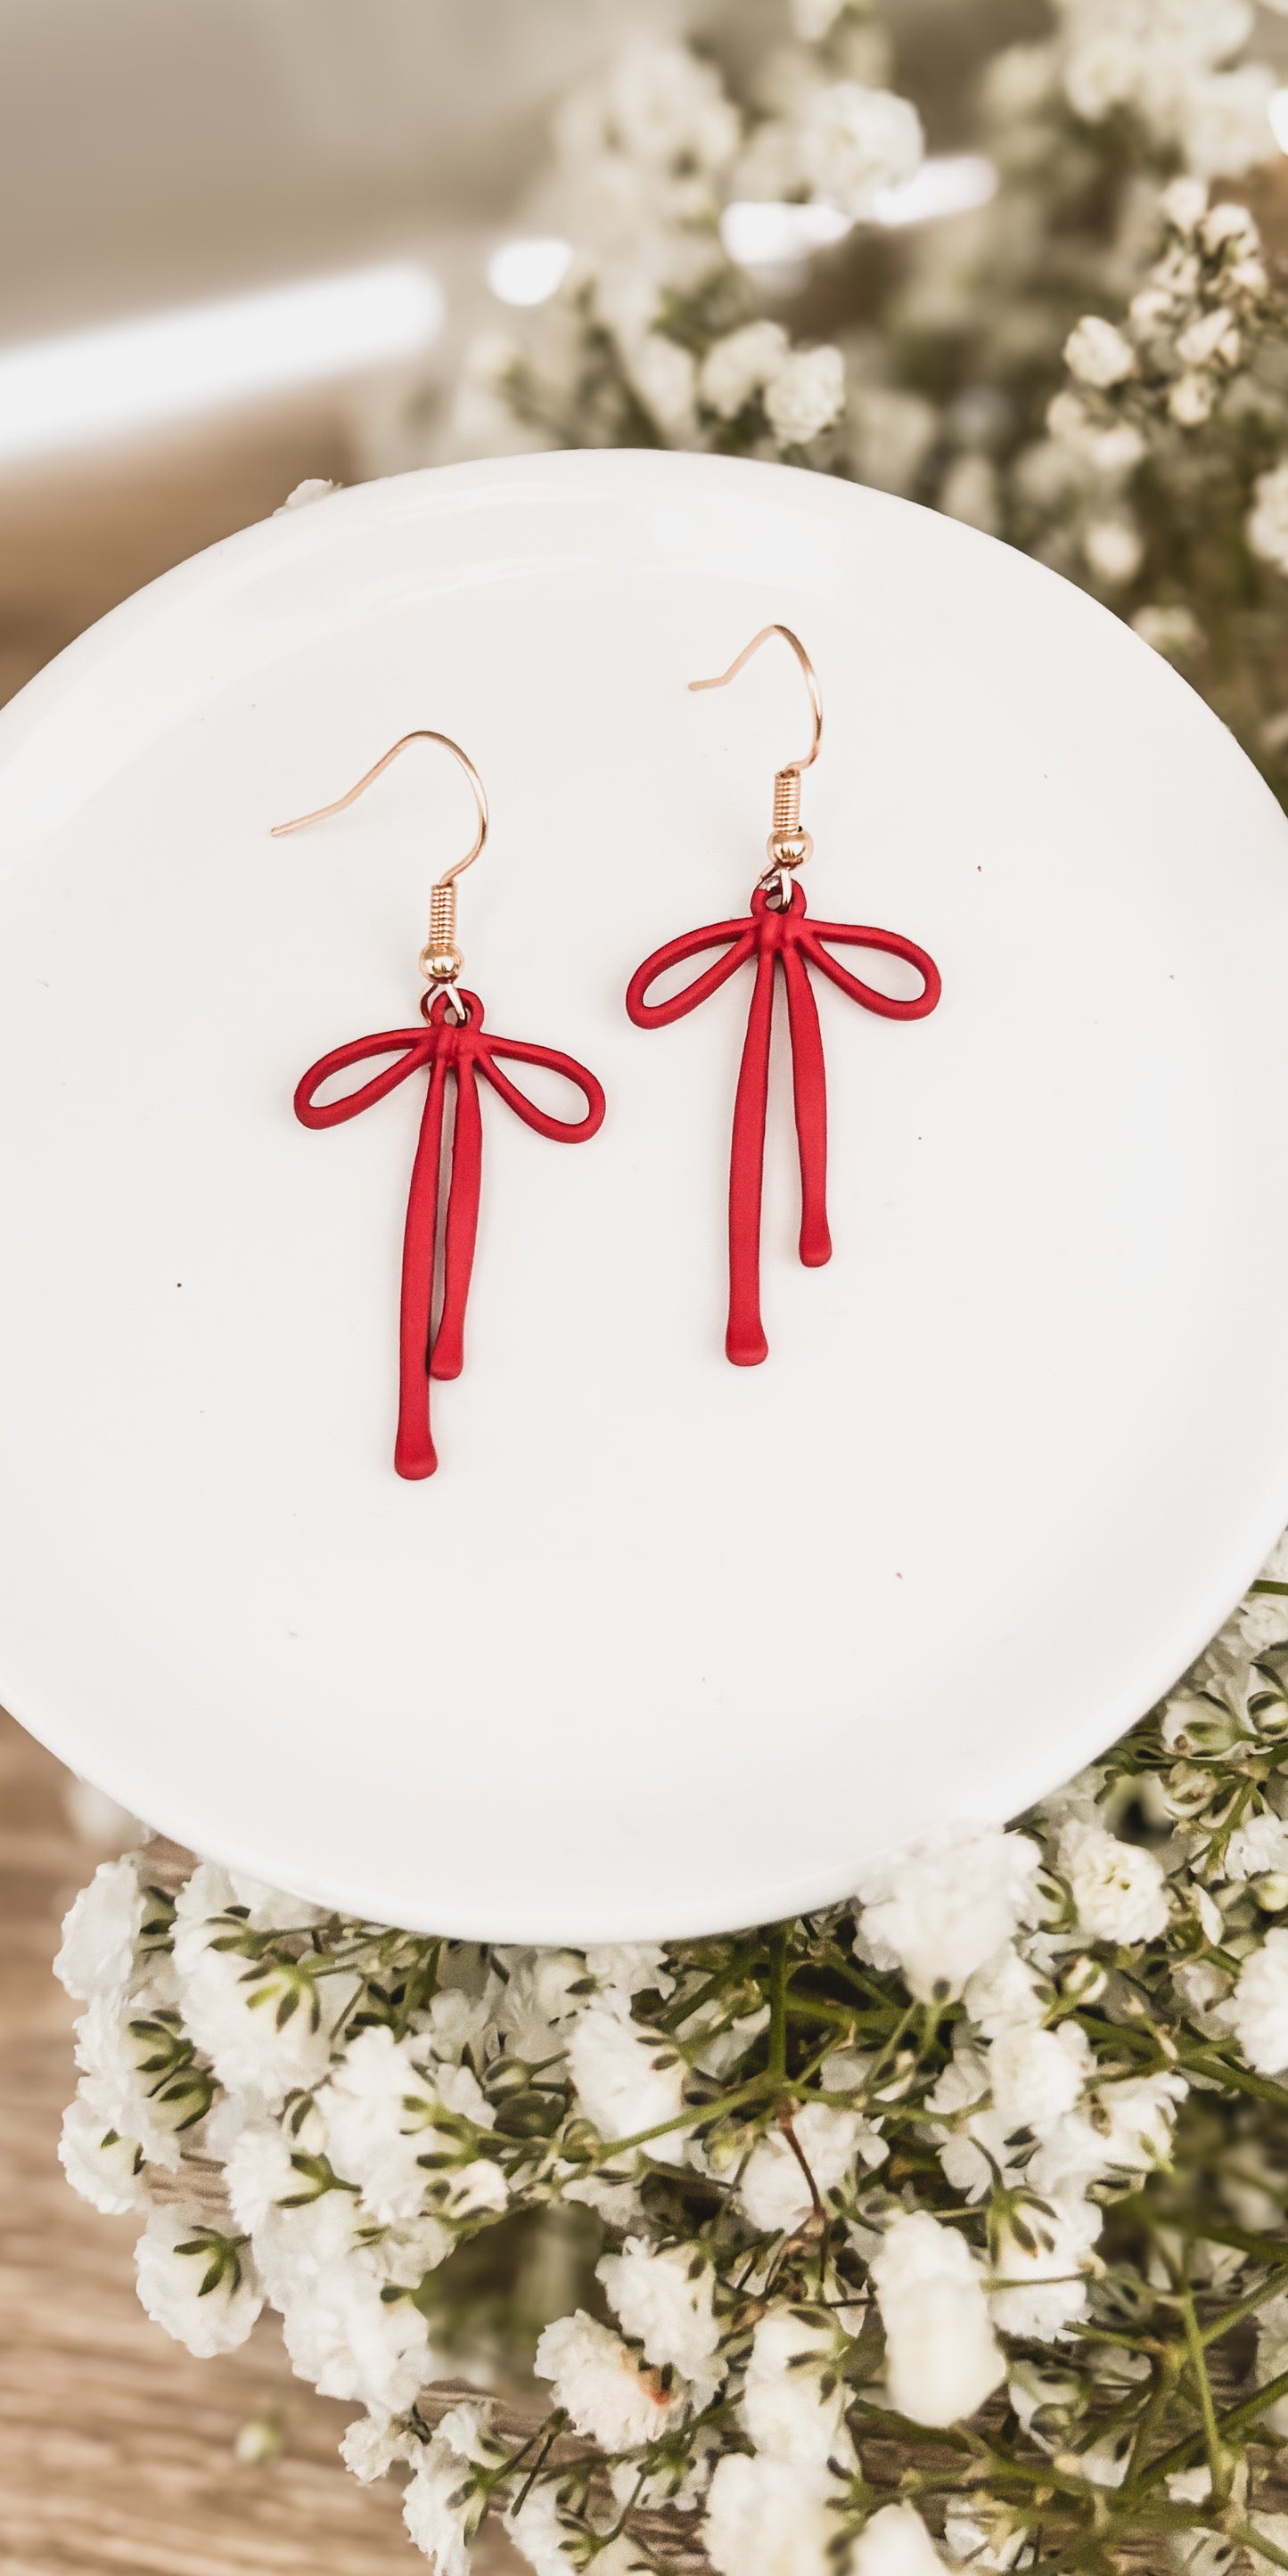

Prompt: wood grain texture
xmin=0 ymin=1707 xmax=522 ymax=2576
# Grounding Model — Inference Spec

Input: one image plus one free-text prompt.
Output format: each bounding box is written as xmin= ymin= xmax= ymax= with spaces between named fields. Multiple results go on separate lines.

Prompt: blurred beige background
xmin=0 ymin=0 xmax=768 ymax=703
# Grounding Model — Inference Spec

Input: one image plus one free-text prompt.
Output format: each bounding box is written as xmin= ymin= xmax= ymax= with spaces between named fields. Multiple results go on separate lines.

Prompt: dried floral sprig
xmin=55 ymin=1529 xmax=1288 ymax=2574
xmin=438 ymin=0 xmax=1288 ymax=808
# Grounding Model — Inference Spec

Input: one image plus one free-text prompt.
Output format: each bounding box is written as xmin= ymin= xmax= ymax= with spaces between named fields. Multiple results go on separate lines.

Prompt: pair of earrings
xmin=275 ymin=626 xmax=941 ymax=1480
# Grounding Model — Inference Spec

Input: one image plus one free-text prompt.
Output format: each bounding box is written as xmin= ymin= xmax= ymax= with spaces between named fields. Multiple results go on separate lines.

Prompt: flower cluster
xmin=433 ymin=0 xmax=1288 ymax=811
xmin=1019 ymin=179 xmax=1283 ymax=636
xmin=1055 ymin=0 xmax=1278 ymax=177
xmin=458 ymin=22 xmax=918 ymax=469
xmin=57 ymin=1531 xmax=1288 ymax=2572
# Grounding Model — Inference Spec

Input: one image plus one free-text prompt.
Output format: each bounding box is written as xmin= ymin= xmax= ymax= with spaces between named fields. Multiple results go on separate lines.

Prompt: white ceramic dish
xmin=0 ymin=449 xmax=1285 ymax=1940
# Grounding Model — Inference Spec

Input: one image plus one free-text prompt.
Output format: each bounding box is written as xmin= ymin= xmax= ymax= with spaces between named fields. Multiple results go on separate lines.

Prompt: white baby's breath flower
xmin=72 ymin=1993 xmax=188 ymax=2171
xmin=1227 ymin=1927 xmax=1288 ymax=2073
xmin=340 ymin=2411 xmax=418 ymax=2482
xmin=585 ymin=1943 xmax=674 ymax=2000
xmin=1202 ymin=199 xmax=1259 ymax=254
xmin=1180 ymin=64 xmax=1276 ymax=180
xmin=278 ymin=2244 xmax=439 ymax=2415
xmin=1062 ymin=29 xmax=1140 ymax=126
xmin=1222 ymin=1812 xmax=1288 ymax=1882
xmin=1046 ymin=390 xmax=1146 ymax=476
xmin=963 ymin=1947 xmax=1045 ymax=2039
xmin=1177 ymin=307 xmax=1241 ymax=369
xmin=856 ymin=1824 xmax=1042 ymax=2002
xmin=1058 ymin=1820 xmax=1169 ymax=1944
xmin=942 ymin=2501 xmax=1027 ymax=2570
xmin=700 ymin=321 xmax=789 ymax=421
xmin=797 ymin=80 xmax=923 ymax=219
xmin=1238 ymin=1592 xmax=1288 ymax=1653
xmin=988 ymin=2022 xmax=1088 ymax=2134
xmin=1161 ymin=177 xmax=1210 ymax=233
xmin=928 ymin=2040 xmax=1016 ymax=2201
xmin=568 ymin=2003 xmax=685 ymax=2145
xmin=222 ymin=2112 xmax=323 ymax=2237
xmin=1064 ymin=315 xmax=1136 ymax=388
xmin=428 ymin=1970 xmax=501 ymax=2060
xmin=1248 ymin=462 xmax=1288 ymax=575
xmin=1132 ymin=602 xmax=1202 ymax=659
xmin=980 ymin=41 xmax=1059 ymax=124
xmin=171 ymin=1864 xmax=341 ymax=2109
xmin=507 ymin=2480 xmax=595 ymax=2576
xmin=598 ymin=2238 xmax=724 ymax=2390
xmin=741 ymin=2307 xmax=849 ymax=2473
xmin=739 ymin=2100 xmax=884 ymax=2233
xmin=58 ymin=2090 xmax=149 ymax=2215
xmin=536 ymin=2310 xmax=686 ymax=2449
xmin=763 ymin=345 xmax=846 ymax=448
xmin=135 ymin=2205 xmax=263 ymax=2357
xmin=599 ymin=41 xmax=740 ymax=176
xmin=853 ymin=2503 xmax=948 ymax=2573
xmin=989 ymin=2190 xmax=1100 ymax=2341
xmin=403 ymin=2405 xmax=492 ymax=2574
xmin=703 ymin=2452 xmax=843 ymax=2576
xmin=1029 ymin=2070 xmax=1185 ymax=2196
xmin=1083 ymin=516 xmax=1144 ymax=585
xmin=870 ymin=2211 xmax=1005 ymax=2426
xmin=54 ymin=1858 xmax=144 ymax=2007
xmin=320 ymin=2024 xmax=498 ymax=2228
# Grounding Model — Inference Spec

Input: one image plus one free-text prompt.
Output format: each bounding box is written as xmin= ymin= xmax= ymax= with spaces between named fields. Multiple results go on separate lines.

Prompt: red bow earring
xmin=275 ymin=732 xmax=604 ymax=1479
xmin=626 ymin=627 xmax=941 ymax=1365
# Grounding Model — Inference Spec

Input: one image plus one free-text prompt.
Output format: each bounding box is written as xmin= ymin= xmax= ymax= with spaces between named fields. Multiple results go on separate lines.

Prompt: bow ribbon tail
xmin=394 ymin=1046 xmax=452 ymax=1481
xmin=431 ymin=1051 xmax=482 ymax=1384
xmin=781 ymin=936 xmax=832 ymax=1271
xmin=726 ymin=938 xmax=778 ymax=1368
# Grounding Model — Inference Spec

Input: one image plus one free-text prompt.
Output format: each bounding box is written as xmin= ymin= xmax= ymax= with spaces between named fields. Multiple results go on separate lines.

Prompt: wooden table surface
xmin=0 ymin=1707 xmax=447 ymax=2576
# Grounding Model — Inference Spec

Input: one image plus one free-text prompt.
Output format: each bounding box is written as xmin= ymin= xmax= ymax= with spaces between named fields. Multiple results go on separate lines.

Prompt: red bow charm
xmin=296 ymin=989 xmax=604 ymax=1477
xmin=627 ymin=883 xmax=940 ymax=1365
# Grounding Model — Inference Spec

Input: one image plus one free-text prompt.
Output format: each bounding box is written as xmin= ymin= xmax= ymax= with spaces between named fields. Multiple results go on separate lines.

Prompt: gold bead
xmin=419 ymin=942 xmax=464 ymax=983
xmin=767 ymin=826 xmax=813 ymax=870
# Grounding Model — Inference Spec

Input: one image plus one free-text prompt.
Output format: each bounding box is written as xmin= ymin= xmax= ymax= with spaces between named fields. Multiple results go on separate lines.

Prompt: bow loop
xmin=479 ymin=1036 xmax=606 ymax=1143
xmin=800 ymin=919 xmax=941 ymax=1021
xmin=626 ymin=918 xmax=759 ymax=1028
xmin=294 ymin=1027 xmax=434 ymax=1128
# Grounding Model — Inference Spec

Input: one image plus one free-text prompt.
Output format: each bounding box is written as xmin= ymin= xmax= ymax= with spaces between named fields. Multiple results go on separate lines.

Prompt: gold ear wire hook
xmin=688 ymin=625 xmax=823 ymax=897
xmin=271 ymin=730 xmax=488 ymax=1009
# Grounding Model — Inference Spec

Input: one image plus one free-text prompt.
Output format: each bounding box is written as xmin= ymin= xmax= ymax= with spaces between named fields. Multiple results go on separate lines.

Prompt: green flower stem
xmin=848 ymin=2397 xmax=972 ymax=2453
xmin=1235 ymin=2525 xmax=1288 ymax=2572
xmin=1197 ymin=2269 xmax=1288 ymax=2346
xmin=1136 ymin=2365 xmax=1288 ymax=2494
xmin=783 ymin=1995 xmax=863 ymax=2032
xmin=767 ymin=1932 xmax=789 ymax=2084
xmin=592 ymin=2072 xmax=779 ymax=2165
xmin=657 ymin=1954 xmax=767 ymax=2037
xmin=1177 ymin=2285 xmax=1228 ymax=2501
xmin=1125 ymin=2347 xmax=1180 ymax=2485
xmin=1181 ymin=2220 xmax=1288 ymax=2277
xmin=1181 ymin=2049 xmax=1288 ymax=2114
